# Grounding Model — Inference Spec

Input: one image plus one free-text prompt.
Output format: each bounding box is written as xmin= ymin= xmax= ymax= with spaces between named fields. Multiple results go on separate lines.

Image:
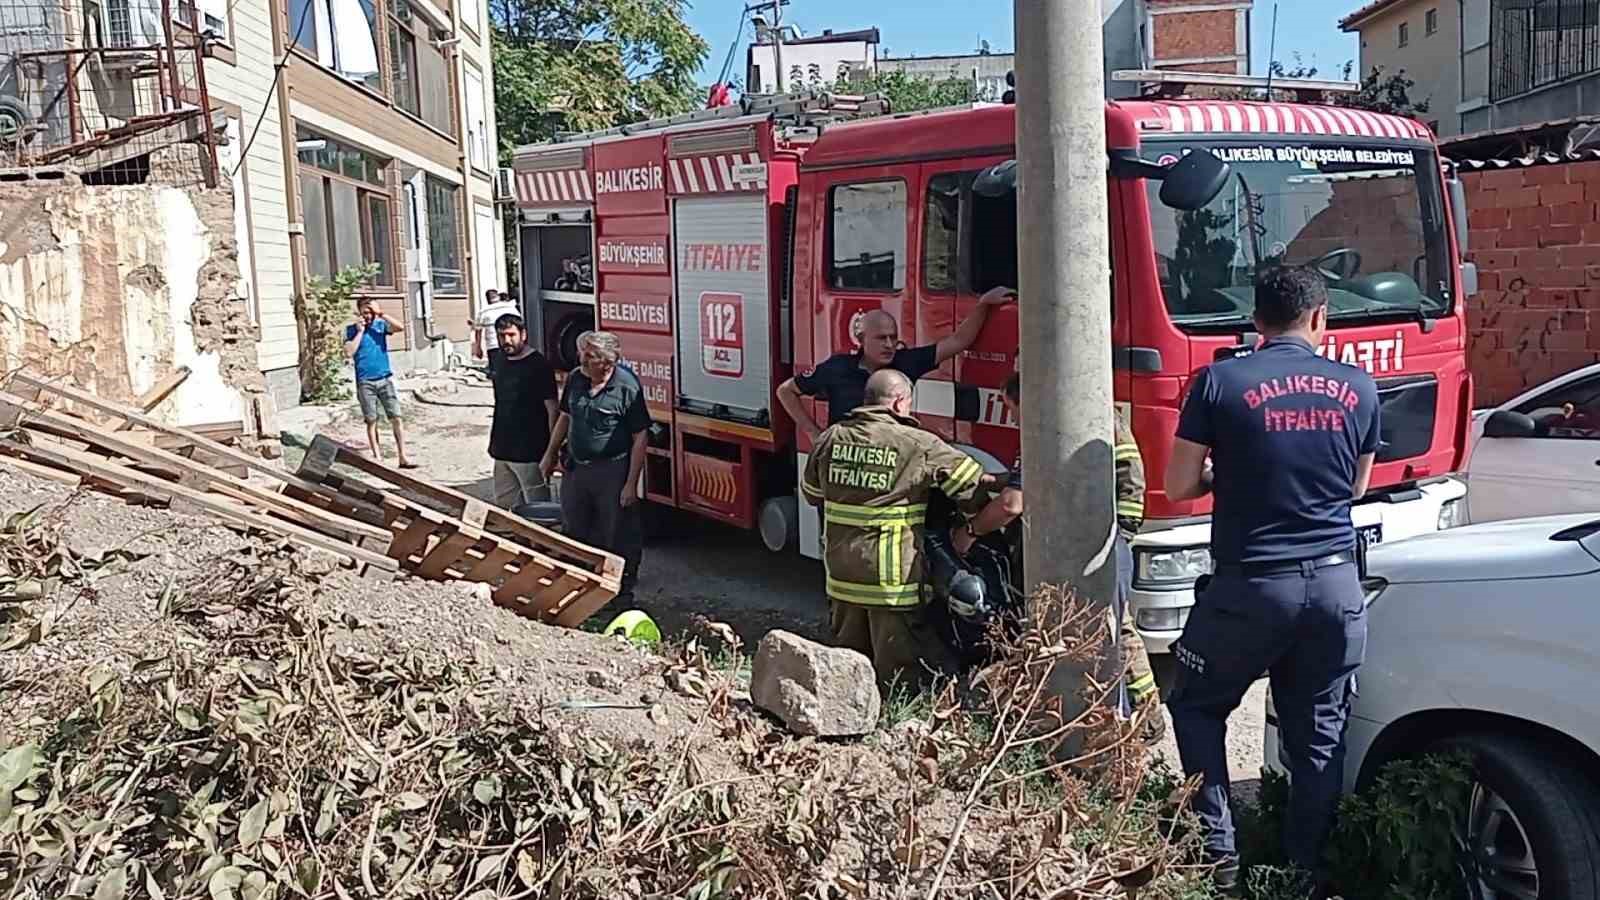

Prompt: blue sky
xmin=686 ymin=1 xmax=1364 ymax=84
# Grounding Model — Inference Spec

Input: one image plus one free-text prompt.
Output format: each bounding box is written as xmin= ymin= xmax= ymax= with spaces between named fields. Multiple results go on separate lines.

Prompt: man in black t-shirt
xmin=487 ymin=313 xmax=558 ymax=508
xmin=1164 ymin=267 xmax=1380 ymax=894
xmin=776 ymin=286 xmax=1016 ymax=441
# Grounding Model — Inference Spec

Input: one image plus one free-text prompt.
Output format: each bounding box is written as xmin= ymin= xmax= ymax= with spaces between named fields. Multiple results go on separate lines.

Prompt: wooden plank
xmin=299 ymin=434 xmax=616 ymax=573
xmin=553 ymin=584 xmax=616 ymax=629
xmin=0 ymin=438 xmax=398 ymax=572
xmin=492 ymin=561 xmax=558 ymax=608
xmin=118 ymin=367 xmax=191 ymax=427
xmin=387 ymin=516 xmax=440 ymax=564
xmin=0 ymin=453 xmax=83 ymax=486
xmin=462 ymin=544 xmax=521 ymax=582
xmin=11 ymin=373 xmax=294 ymax=489
xmin=0 ymin=395 xmax=389 ymax=545
xmin=414 ymin=531 xmax=478 ymax=579
xmin=0 ymin=448 xmax=171 ymax=506
xmin=529 ymin=571 xmax=586 ymax=619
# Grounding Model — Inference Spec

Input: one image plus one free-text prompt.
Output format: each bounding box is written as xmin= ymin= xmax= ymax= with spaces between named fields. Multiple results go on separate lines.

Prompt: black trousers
xmin=559 ymin=455 xmax=642 ymax=600
xmin=1167 ymin=559 xmax=1366 ymax=867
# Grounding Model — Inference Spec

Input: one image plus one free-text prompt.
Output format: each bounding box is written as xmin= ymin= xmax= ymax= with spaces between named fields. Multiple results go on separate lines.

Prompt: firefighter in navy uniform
xmin=1163 ymin=267 xmax=1380 ymax=895
xmin=777 ymin=287 xmax=1017 ymax=441
xmin=802 ymin=369 xmax=989 ymax=687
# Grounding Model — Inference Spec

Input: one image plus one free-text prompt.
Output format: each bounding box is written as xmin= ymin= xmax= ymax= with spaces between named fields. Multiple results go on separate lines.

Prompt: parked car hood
xmin=1369 ymin=515 xmax=1600 ymax=584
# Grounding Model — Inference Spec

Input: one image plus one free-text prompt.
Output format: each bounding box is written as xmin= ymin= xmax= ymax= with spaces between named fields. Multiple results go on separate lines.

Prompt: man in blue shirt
xmin=1164 ymin=266 xmax=1380 ymax=895
xmin=343 ymin=298 xmax=417 ymax=468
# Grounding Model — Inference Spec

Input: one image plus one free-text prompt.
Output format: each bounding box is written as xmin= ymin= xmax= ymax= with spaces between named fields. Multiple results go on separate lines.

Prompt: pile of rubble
xmin=0 ymin=460 xmax=1212 ymax=898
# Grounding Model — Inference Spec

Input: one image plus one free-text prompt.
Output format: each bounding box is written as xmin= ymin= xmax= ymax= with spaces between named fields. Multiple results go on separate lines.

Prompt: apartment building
xmin=1343 ymin=0 xmax=1600 ymax=140
xmin=1339 ymin=0 xmax=1458 ymax=136
xmin=745 ymin=27 xmax=880 ymax=94
xmin=193 ymin=0 xmax=506 ymax=406
xmin=874 ymin=0 xmax=1150 ymax=101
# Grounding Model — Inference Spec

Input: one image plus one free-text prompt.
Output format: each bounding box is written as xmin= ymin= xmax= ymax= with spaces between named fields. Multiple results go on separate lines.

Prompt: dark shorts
xmin=356 ymin=377 xmax=402 ymax=422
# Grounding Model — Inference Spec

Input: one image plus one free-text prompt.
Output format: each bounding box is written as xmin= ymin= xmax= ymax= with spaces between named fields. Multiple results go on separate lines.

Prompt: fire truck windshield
xmin=1145 ymin=140 xmax=1452 ymax=331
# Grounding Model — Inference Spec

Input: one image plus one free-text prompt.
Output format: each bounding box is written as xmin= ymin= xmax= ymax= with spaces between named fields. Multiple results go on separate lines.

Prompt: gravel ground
xmin=261 ymin=371 xmax=1267 ymax=787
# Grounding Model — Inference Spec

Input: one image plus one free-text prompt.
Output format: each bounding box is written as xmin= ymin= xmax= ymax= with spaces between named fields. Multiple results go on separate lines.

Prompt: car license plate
xmin=1358 ymin=524 xmax=1384 ymax=548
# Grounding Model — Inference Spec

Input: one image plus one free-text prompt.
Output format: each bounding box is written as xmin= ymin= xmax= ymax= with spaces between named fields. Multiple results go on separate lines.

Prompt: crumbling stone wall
xmin=1461 ymin=161 xmax=1600 ymax=405
xmin=0 ymin=174 xmax=270 ymax=433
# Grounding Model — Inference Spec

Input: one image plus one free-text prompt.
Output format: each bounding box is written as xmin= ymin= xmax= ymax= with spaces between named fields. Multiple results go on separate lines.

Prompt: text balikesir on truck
xmin=508 ymin=71 xmax=1477 ymax=655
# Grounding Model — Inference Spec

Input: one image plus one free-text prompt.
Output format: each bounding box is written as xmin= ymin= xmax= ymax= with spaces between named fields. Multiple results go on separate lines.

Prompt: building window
xmin=297 ymin=128 xmax=394 ymax=286
xmin=388 ymin=0 xmax=419 ymax=116
xmin=829 ymin=180 xmax=907 ymax=292
xmin=287 ymin=0 xmax=383 ymax=93
xmin=1492 ymin=0 xmax=1600 ymax=100
xmin=387 ymin=0 xmax=453 ymax=134
xmin=175 ymin=0 xmax=228 ymax=42
xmin=465 ymin=66 xmax=490 ymax=171
xmin=426 ymin=176 xmax=464 ymax=294
xmin=1398 ymin=21 xmax=1409 ymax=47
xmin=1425 ymin=8 xmax=1439 ymax=34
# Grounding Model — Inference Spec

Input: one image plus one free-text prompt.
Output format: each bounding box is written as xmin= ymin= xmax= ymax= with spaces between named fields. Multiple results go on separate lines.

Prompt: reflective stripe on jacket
xmin=802 ymin=406 xmax=986 ymax=607
xmin=1115 ymin=412 xmax=1146 ymax=538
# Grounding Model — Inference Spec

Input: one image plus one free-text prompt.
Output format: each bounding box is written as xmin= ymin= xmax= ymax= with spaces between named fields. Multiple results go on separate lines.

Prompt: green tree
xmin=489 ymin=0 xmax=709 ymax=162
xmin=1266 ymin=55 xmax=1430 ymax=117
xmin=298 ymin=264 xmax=380 ymax=403
xmin=1344 ymin=65 xmax=1430 ymax=117
xmin=840 ymin=70 xmax=989 ymax=114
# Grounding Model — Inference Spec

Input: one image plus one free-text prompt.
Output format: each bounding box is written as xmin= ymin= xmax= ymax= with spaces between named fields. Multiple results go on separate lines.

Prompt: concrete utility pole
xmin=748 ymin=0 xmax=790 ymax=93
xmin=1014 ymin=0 xmax=1119 ymax=706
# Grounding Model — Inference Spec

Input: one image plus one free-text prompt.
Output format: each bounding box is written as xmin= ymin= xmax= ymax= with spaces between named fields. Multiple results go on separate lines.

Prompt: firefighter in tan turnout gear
xmin=802 ymin=370 xmax=989 ymax=686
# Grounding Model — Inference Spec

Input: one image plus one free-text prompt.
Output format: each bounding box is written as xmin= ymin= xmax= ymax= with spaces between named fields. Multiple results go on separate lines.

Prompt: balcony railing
xmin=1492 ymin=0 xmax=1600 ymax=101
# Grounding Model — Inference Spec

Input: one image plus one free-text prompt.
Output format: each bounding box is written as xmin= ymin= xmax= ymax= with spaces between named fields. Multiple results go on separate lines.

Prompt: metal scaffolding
xmin=0 ymin=0 xmax=219 ymax=183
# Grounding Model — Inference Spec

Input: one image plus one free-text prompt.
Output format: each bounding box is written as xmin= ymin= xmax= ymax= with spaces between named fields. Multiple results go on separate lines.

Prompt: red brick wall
xmin=1152 ymin=10 xmax=1239 ymax=62
xmin=1462 ymin=161 xmax=1600 ymax=405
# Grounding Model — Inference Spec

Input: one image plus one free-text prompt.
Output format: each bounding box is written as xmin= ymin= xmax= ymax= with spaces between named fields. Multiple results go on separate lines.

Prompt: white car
xmin=1466 ymin=364 xmax=1600 ymax=524
xmin=1264 ymin=515 xmax=1600 ymax=898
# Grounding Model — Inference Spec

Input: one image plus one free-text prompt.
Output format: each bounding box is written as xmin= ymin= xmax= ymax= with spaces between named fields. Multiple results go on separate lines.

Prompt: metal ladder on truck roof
xmin=532 ymin=89 xmax=891 ymax=148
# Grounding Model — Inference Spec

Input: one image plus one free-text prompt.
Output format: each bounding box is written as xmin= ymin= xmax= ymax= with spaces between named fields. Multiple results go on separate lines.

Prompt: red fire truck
xmin=511 ymin=74 xmax=1476 ymax=654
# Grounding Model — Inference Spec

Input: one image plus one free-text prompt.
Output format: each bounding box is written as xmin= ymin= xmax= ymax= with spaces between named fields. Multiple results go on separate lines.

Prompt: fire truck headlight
xmin=1437 ymin=499 xmax=1464 ymax=531
xmin=1135 ymin=546 xmax=1212 ymax=590
xmin=1136 ymin=606 xmax=1188 ymax=632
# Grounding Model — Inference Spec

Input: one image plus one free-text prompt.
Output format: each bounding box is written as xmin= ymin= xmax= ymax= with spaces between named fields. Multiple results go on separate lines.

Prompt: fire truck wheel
xmin=550 ymin=309 xmax=594 ymax=371
xmin=759 ymin=496 xmax=799 ymax=553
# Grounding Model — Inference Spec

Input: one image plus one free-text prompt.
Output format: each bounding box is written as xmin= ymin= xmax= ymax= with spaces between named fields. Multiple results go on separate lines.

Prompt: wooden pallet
xmin=0 ymin=373 xmax=622 ymax=627
xmin=296 ymin=435 xmax=623 ymax=580
xmin=289 ymin=436 xmax=623 ymax=625
xmin=12 ymin=373 xmax=277 ymax=486
xmin=0 ymin=431 xmax=399 ymax=574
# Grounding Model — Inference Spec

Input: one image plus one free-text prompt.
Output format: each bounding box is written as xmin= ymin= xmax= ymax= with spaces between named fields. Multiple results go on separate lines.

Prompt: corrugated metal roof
xmin=1451 ymin=151 xmax=1600 ymax=171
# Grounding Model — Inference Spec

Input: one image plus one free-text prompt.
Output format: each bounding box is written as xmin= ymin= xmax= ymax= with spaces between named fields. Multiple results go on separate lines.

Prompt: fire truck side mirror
xmin=1157 ymin=149 xmax=1231 ymax=212
xmin=1448 ymin=176 xmax=1470 ymax=253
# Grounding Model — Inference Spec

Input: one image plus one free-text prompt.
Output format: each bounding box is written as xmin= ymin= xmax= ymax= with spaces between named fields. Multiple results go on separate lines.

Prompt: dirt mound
xmin=0 ymin=470 xmax=1211 ymax=898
